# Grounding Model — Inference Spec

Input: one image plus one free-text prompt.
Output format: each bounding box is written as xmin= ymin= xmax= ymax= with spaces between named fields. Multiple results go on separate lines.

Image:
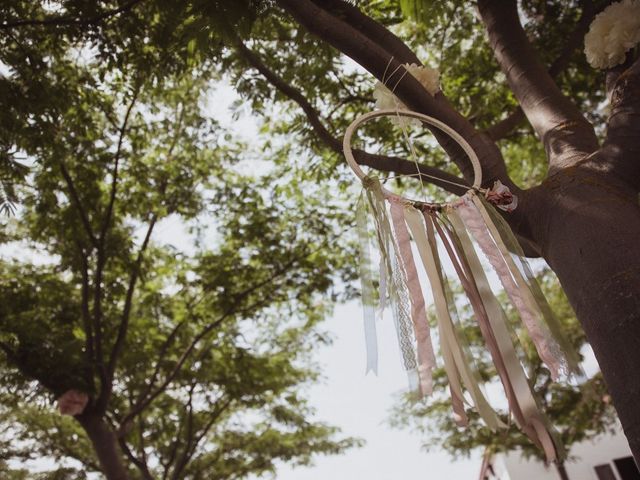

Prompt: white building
xmin=480 ymin=424 xmax=639 ymax=480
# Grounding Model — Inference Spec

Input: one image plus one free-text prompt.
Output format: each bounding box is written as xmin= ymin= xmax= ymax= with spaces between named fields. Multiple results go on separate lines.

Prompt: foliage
xmin=0 ymin=5 xmax=359 ymax=477
xmin=0 ymin=0 xmax=619 ymax=476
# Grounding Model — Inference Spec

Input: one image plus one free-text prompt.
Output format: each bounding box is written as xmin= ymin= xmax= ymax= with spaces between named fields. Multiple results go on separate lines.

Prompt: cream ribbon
xmin=478 ymin=197 xmax=581 ymax=376
xmin=457 ymin=193 xmax=565 ymax=380
xmin=404 ymin=206 xmax=467 ymax=424
xmin=407 ymin=206 xmax=509 ymax=429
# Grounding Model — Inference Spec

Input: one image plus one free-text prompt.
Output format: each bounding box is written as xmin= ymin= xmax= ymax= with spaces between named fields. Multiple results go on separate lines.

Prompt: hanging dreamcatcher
xmin=344 ymin=109 xmax=582 ymax=462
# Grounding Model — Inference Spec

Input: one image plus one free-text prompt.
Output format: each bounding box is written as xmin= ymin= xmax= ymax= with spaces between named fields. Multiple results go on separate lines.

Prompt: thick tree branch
xmin=234 ymin=36 xmax=468 ymax=196
xmin=312 ymin=0 xmax=420 ymax=65
xmin=275 ymin=0 xmax=513 ymax=190
xmin=602 ymin=56 xmax=640 ymax=190
xmin=0 ymin=0 xmax=146 ymax=30
xmin=478 ymin=0 xmax=599 ymax=171
xmin=485 ymin=2 xmax=604 ymax=141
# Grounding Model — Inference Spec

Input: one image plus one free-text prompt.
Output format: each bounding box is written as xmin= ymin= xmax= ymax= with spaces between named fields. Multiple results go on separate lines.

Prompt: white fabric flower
xmin=404 ymin=63 xmax=440 ymax=96
xmin=584 ymin=0 xmax=640 ymax=69
xmin=372 ymin=63 xmax=441 ymax=127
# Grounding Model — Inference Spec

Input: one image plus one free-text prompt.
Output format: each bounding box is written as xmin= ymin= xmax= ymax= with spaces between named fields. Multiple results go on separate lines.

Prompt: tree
xmin=0 ymin=15 xmax=359 ymax=478
xmin=2 ymin=0 xmax=640 ymax=470
xmin=232 ymin=0 xmax=640 ymax=463
xmin=390 ymin=269 xmax=618 ymax=479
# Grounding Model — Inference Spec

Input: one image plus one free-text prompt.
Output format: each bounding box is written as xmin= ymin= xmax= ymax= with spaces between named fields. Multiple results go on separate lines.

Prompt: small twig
xmin=0 ymin=0 xmax=146 ymax=30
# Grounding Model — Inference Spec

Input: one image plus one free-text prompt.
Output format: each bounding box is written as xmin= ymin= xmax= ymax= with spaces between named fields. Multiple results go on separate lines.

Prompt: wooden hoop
xmin=343 ymin=109 xmax=482 ymax=206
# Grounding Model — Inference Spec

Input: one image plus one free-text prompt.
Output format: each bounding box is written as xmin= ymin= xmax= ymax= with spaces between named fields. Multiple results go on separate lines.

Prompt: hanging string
xmin=377 ymin=60 xmax=474 ymax=200
xmin=383 ymin=61 xmax=429 ymax=201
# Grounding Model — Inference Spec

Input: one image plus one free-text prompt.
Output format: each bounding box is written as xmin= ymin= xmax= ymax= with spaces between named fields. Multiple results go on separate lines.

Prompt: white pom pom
xmin=584 ymin=0 xmax=640 ymax=69
xmin=372 ymin=63 xmax=441 ymax=127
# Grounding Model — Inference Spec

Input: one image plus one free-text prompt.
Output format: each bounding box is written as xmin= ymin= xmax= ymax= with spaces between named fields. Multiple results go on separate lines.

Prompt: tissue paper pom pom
xmin=584 ymin=0 xmax=640 ymax=69
xmin=404 ymin=63 xmax=440 ymax=95
xmin=372 ymin=63 xmax=440 ymax=127
xmin=57 ymin=389 xmax=89 ymax=416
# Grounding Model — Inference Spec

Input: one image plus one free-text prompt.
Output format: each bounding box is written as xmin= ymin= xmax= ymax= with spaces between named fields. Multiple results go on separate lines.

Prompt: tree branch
xmin=118 ymin=250 xmax=311 ymax=429
xmin=169 ymin=381 xmax=198 ymax=480
xmin=275 ymin=0 xmax=512 ymax=189
xmin=162 ymin=415 xmax=184 ymax=480
xmin=100 ymin=84 xmax=141 ymax=243
xmin=58 ymin=160 xmax=98 ymax=247
xmin=602 ymin=55 xmax=640 ymax=190
xmin=101 ymin=98 xmax=182 ymax=409
xmin=477 ymin=0 xmax=599 ymax=171
xmin=118 ymin=437 xmax=154 ymax=480
xmin=91 ymin=89 xmax=141 ymax=401
xmin=485 ymin=1 xmax=609 ymax=141
xmin=132 ymin=320 xmax=186 ymax=413
xmin=104 ymin=214 xmax=158 ymax=394
xmin=0 ymin=0 xmax=146 ymax=30
xmin=79 ymin=247 xmax=96 ymax=383
xmin=234 ymin=35 xmax=468 ymax=196
xmin=311 ymin=0 xmax=421 ymax=65
xmin=171 ymin=397 xmax=234 ymax=480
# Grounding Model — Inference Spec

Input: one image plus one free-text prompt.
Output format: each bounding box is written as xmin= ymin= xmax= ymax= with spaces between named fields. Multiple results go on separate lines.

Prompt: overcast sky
xmin=272 ymin=300 xmax=481 ymax=480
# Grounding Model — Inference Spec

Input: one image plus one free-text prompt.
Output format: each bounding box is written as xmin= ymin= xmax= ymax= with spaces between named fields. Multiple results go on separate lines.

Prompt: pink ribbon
xmin=455 ymin=196 xmax=563 ymax=380
xmin=389 ymin=199 xmax=435 ymax=395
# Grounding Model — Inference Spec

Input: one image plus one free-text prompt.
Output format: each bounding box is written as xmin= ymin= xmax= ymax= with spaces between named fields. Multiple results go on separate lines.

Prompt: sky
xmin=273 ymin=301 xmax=482 ymax=480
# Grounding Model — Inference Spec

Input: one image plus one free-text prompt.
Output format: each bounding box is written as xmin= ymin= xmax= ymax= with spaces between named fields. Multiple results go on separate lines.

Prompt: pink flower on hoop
xmin=57 ymin=390 xmax=89 ymax=416
xmin=485 ymin=180 xmax=518 ymax=212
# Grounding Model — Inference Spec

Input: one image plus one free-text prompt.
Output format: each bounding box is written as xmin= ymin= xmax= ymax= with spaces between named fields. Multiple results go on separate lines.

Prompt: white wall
xmin=486 ymin=423 xmax=633 ymax=480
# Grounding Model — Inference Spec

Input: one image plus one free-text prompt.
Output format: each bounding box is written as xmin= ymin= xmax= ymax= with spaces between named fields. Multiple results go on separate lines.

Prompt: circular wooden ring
xmin=343 ymin=109 xmax=481 ymax=204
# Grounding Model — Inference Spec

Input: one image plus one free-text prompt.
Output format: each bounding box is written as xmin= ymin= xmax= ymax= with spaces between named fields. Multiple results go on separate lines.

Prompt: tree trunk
xmin=555 ymin=460 xmax=570 ymax=480
xmin=528 ymin=165 xmax=640 ymax=464
xmin=78 ymin=413 xmax=131 ymax=480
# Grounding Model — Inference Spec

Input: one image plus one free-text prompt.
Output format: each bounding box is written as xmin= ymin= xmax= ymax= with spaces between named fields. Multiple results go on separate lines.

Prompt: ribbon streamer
xmin=366 ymin=179 xmax=419 ymax=381
xmin=344 ymin=107 xmax=575 ymax=462
xmin=457 ymin=193 xmax=568 ymax=380
xmin=389 ymin=199 xmax=435 ymax=396
xmin=446 ymin=208 xmax=563 ymax=461
xmin=355 ymin=191 xmax=378 ymax=374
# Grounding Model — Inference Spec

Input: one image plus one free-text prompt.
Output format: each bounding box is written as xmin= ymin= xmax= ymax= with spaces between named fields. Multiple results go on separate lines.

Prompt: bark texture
xmin=530 ymin=167 xmax=640 ymax=461
xmin=477 ymin=0 xmax=599 ymax=172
